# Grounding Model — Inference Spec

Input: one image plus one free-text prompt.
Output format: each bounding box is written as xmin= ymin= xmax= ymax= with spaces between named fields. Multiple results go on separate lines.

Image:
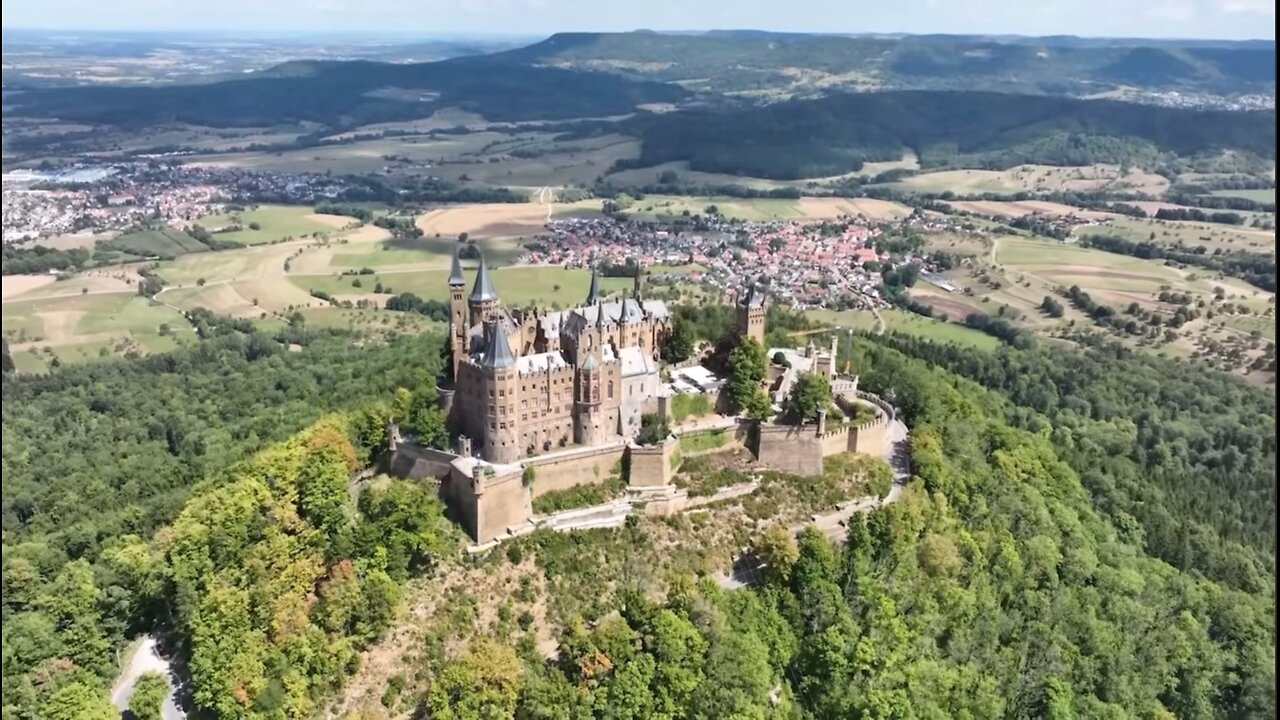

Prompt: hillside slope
xmin=4 ymin=59 xmax=687 ymax=128
xmin=619 ymin=91 xmax=1277 ymax=178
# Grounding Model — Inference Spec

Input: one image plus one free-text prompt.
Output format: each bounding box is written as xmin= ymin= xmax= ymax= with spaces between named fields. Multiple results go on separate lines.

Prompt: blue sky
xmin=2 ymin=0 xmax=1274 ymax=40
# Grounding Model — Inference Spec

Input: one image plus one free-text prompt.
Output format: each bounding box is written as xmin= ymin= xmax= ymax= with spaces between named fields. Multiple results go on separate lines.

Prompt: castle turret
xmin=479 ymin=320 xmax=519 ymax=464
xmin=585 ymin=266 xmax=601 ymax=306
xmin=633 ymin=262 xmax=643 ymax=301
xmin=736 ymin=282 xmax=767 ymax=346
xmin=448 ymin=243 xmax=468 ymax=376
xmin=469 ymin=252 xmax=500 ymax=327
xmin=574 ymin=352 xmax=604 ymax=446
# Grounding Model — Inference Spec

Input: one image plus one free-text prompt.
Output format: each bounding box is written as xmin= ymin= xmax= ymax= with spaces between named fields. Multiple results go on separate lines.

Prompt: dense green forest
xmin=448 ymin=334 xmax=1275 ymax=718
xmin=2 ymin=305 xmax=1274 ymax=718
xmin=620 ymin=91 xmax=1277 ymax=178
xmin=4 ymin=60 xmax=686 ymax=128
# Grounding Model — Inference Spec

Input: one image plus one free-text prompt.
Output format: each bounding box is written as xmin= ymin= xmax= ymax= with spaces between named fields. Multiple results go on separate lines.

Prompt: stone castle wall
xmin=628 ymin=438 xmax=675 ymax=488
xmin=385 ymin=443 xmax=457 ymax=481
xmin=755 ymin=424 xmax=826 ymax=476
xmin=754 ymin=392 xmax=894 ymax=476
xmin=526 ymin=443 xmax=627 ymax=498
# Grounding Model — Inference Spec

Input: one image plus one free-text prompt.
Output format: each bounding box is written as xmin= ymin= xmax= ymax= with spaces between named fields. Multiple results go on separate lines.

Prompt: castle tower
xmin=479 ymin=320 xmax=519 ymax=464
xmin=736 ymin=282 xmax=767 ymax=346
xmin=633 ymin=262 xmax=643 ymax=300
xmin=469 ymin=252 xmax=500 ymax=327
xmin=574 ymin=353 xmax=603 ymax=446
xmin=585 ymin=266 xmax=601 ymax=306
xmin=448 ymin=243 xmax=468 ymax=377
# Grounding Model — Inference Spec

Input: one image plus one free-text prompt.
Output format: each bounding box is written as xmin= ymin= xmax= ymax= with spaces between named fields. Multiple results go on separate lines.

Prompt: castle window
xmin=608 ymin=381 xmax=614 ymax=399
xmin=490 ymin=421 xmax=496 ymax=430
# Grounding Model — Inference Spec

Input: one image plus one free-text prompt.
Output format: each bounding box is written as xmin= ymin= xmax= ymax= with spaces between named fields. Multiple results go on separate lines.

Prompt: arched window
xmin=608 ymin=381 xmax=614 ymax=399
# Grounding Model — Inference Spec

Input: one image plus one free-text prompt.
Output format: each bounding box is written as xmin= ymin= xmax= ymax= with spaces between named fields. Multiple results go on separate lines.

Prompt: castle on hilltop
xmin=444 ymin=246 xmax=674 ymax=464
xmin=389 ymin=251 xmax=894 ymax=546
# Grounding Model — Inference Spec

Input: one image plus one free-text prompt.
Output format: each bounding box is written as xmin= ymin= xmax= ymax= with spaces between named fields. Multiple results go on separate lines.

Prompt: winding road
xmin=111 ymin=636 xmax=186 ymax=720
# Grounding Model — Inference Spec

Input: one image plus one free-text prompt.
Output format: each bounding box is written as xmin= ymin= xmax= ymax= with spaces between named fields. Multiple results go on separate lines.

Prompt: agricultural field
xmin=605 ymin=151 xmax=921 ymax=190
xmin=876 ymin=163 xmax=1170 ymax=196
xmin=107 ymin=227 xmax=208 ymax=257
xmin=941 ymin=233 xmax=1277 ymax=379
xmin=1076 ymin=216 xmax=1275 ymax=255
xmin=625 ymin=195 xmax=911 ymax=222
xmin=804 ymin=307 xmax=1001 ymax=350
xmin=2 ymin=291 xmax=192 ymax=371
xmin=1207 ymin=188 xmax=1276 ymax=203
xmin=193 ymin=205 xmax=353 ymax=245
xmin=291 ymin=265 xmax=636 ymax=307
xmin=945 ymin=200 xmax=1113 ymax=220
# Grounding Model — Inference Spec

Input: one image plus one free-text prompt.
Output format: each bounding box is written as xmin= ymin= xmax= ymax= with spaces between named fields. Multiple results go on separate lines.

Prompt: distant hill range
xmin=616 ymin=90 xmax=1277 ymax=179
xmin=485 ymin=31 xmax=1275 ymax=98
xmin=4 ymin=58 xmax=688 ymax=127
xmin=3 ymin=30 xmax=1274 ymax=177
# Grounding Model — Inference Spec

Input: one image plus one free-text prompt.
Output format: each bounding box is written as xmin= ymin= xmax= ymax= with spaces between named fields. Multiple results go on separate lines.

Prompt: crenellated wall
xmin=753 ymin=391 xmax=893 ymax=475
xmin=385 ymin=443 xmax=457 ymax=480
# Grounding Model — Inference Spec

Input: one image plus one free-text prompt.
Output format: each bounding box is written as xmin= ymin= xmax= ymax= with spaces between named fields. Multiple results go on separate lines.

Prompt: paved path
xmin=111 ymin=635 xmax=186 ymax=720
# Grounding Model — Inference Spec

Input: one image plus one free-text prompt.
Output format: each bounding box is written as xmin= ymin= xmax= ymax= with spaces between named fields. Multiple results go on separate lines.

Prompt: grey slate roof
xmin=480 ymin=320 xmax=516 ymax=370
xmin=448 ymin=243 xmax=465 ymax=286
xmin=469 ymin=253 xmax=499 ymax=303
xmin=585 ymin=268 xmax=600 ymax=305
xmin=743 ymin=284 xmax=765 ymax=308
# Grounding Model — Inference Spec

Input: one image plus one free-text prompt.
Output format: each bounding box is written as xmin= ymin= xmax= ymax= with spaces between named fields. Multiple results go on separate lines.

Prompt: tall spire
xmin=480 ymin=320 xmax=516 ymax=369
xmin=632 ymin=261 xmax=642 ymax=300
xmin=585 ymin=266 xmax=600 ymax=306
xmin=448 ymin=242 xmax=465 ymax=287
xmin=469 ymin=251 xmax=498 ymax=303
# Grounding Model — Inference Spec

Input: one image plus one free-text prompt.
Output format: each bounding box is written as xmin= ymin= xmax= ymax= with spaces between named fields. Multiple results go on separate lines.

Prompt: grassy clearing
xmin=195 ymin=204 xmax=350 ymax=245
xmin=678 ymin=429 xmax=729 ymax=455
xmin=1077 ymin=216 xmax=1275 ymax=255
xmin=805 ymin=308 xmax=1001 ymax=350
xmin=292 ymin=266 xmax=634 ymax=307
xmin=1207 ymin=188 xmax=1276 ymax=203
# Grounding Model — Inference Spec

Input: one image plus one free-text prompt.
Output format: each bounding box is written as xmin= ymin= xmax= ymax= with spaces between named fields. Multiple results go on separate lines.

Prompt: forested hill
xmin=3 ymin=59 xmax=686 ymax=128
xmin=618 ymin=91 xmax=1277 ymax=178
xmin=489 ymin=31 xmax=1276 ymax=96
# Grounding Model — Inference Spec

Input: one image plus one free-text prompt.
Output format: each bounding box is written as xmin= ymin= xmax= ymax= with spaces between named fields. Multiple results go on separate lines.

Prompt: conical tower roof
xmin=469 ymin=252 xmax=499 ymax=303
xmin=481 ymin=320 xmax=516 ymax=369
xmin=585 ymin=266 xmax=600 ymax=305
xmin=448 ymin=243 xmax=465 ymax=286
xmin=581 ymin=352 xmax=599 ymax=371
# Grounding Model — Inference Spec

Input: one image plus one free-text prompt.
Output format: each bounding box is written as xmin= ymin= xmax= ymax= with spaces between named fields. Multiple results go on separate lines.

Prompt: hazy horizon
xmin=1 ymin=0 xmax=1274 ymax=42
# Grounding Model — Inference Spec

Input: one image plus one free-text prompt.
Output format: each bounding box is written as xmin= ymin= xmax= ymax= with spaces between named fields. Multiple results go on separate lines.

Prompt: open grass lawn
xmin=194 ymin=205 xmax=350 ymax=245
xmin=292 ymin=265 xmax=635 ymax=307
xmin=805 ymin=308 xmax=1001 ymax=350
